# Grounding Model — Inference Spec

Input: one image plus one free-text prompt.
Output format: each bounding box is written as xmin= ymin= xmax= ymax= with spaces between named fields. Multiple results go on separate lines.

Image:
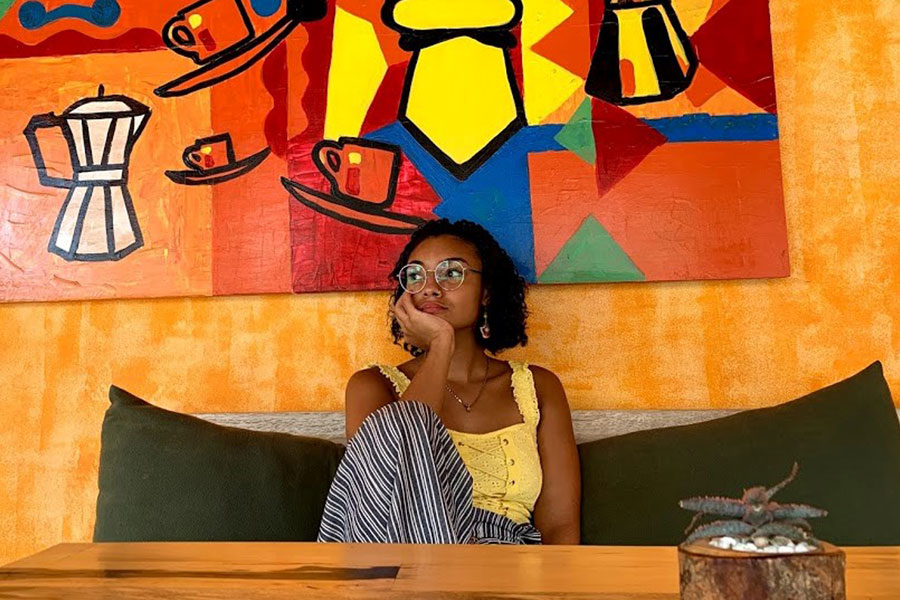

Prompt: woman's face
xmin=404 ymin=235 xmax=485 ymax=330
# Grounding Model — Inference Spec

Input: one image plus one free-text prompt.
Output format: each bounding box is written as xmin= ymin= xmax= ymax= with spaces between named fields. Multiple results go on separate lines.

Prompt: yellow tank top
xmin=368 ymin=360 xmax=543 ymax=525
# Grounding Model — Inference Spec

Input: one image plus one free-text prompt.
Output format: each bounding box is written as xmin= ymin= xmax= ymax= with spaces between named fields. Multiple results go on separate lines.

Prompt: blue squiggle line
xmin=19 ymin=0 xmax=120 ymax=30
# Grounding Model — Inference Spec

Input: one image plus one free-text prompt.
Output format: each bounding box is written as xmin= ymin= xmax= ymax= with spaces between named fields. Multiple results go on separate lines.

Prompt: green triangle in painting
xmin=553 ymin=98 xmax=595 ymax=165
xmin=539 ymin=216 xmax=644 ymax=283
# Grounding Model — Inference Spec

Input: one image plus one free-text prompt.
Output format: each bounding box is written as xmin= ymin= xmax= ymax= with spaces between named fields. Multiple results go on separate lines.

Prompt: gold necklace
xmin=445 ymin=355 xmax=490 ymax=413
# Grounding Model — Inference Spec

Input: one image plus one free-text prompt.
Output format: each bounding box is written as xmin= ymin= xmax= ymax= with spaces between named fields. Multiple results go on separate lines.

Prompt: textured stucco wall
xmin=2 ymin=0 xmax=899 ymax=566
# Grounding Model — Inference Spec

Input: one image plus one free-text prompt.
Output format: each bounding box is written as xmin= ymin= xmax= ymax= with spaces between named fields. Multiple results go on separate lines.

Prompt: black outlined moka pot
xmin=24 ymin=86 xmax=150 ymax=262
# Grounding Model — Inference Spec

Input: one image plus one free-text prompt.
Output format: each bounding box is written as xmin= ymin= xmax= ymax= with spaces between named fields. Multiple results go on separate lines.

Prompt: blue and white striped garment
xmin=317 ymin=400 xmax=542 ymax=545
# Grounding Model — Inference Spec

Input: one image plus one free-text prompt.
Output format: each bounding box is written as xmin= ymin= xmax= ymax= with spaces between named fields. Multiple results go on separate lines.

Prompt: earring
xmin=479 ymin=309 xmax=491 ymax=339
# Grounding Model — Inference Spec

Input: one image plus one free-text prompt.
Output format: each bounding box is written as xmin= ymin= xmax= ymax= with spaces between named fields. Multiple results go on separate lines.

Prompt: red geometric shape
xmin=295 ymin=12 xmax=335 ymax=145
xmin=592 ymin=99 xmax=666 ymax=197
xmin=0 ymin=29 xmax=163 ymax=59
xmin=593 ymin=140 xmax=789 ymax=281
xmin=531 ymin=0 xmax=592 ymax=78
xmin=360 ymin=62 xmax=407 ymax=136
xmin=706 ymin=0 xmax=733 ymax=22
xmin=509 ymin=23 xmax=525 ymax=102
xmin=262 ymin=43 xmax=289 ymax=159
xmin=588 ymin=0 xmax=607 ymax=55
xmin=691 ymin=0 xmax=778 ymax=114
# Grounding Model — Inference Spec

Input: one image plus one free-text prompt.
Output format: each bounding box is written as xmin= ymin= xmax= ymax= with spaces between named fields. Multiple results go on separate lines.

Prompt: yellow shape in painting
xmin=188 ymin=13 xmax=202 ymax=29
xmin=405 ymin=37 xmax=519 ymax=166
xmin=670 ymin=0 xmax=713 ymax=36
xmin=522 ymin=0 xmax=583 ymax=124
xmin=618 ymin=7 xmax=661 ymax=98
xmin=323 ymin=7 xmax=387 ymax=140
xmin=348 ymin=151 xmax=362 ymax=164
xmin=392 ymin=0 xmax=518 ymax=30
xmin=201 ymin=146 xmax=212 ymax=154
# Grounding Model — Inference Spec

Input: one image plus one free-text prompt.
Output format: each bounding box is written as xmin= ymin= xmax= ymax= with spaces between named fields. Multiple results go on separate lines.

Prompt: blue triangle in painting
xmin=539 ymin=215 xmax=644 ymax=283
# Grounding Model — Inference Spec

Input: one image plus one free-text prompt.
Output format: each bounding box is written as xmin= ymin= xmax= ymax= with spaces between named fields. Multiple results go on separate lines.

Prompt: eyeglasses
xmin=397 ymin=259 xmax=482 ymax=294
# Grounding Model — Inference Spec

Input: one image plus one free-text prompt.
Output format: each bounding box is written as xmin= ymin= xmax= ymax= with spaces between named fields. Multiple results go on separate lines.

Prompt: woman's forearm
xmin=400 ymin=333 xmax=454 ymax=414
xmin=540 ymin=523 xmax=581 ymax=545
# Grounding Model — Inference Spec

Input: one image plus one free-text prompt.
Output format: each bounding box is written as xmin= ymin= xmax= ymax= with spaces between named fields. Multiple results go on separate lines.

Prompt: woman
xmin=318 ymin=219 xmax=581 ymax=545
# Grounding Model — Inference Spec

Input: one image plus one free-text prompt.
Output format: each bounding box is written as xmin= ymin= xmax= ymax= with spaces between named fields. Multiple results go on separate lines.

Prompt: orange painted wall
xmin=2 ymin=0 xmax=899 ymax=565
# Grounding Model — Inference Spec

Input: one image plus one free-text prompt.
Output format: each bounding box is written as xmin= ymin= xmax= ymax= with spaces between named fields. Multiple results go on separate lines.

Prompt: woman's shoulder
xmin=346 ymin=365 xmax=390 ymax=392
xmin=520 ymin=363 xmax=566 ymax=410
xmin=509 ymin=361 xmax=562 ymax=386
xmin=349 ymin=361 xmax=415 ymax=398
xmin=353 ymin=358 xmax=413 ymax=375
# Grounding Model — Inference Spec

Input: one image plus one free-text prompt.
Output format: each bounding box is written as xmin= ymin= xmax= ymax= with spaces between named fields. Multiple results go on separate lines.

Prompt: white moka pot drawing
xmin=23 ymin=85 xmax=150 ymax=262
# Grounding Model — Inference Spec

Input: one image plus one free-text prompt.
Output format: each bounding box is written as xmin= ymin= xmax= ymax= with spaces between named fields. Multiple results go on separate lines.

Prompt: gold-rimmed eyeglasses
xmin=397 ymin=259 xmax=482 ymax=294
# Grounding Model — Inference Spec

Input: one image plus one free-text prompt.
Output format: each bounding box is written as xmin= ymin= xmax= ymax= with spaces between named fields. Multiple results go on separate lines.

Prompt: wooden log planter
xmin=678 ymin=540 xmax=846 ymax=600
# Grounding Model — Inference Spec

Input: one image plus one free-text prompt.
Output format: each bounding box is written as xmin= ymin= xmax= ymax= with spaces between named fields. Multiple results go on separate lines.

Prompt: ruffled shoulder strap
xmin=508 ymin=360 xmax=540 ymax=429
xmin=365 ymin=362 xmax=410 ymax=397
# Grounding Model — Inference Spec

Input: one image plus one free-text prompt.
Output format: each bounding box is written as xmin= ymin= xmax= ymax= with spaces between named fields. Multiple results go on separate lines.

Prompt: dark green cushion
xmin=579 ymin=361 xmax=900 ymax=546
xmin=94 ymin=385 xmax=345 ymax=542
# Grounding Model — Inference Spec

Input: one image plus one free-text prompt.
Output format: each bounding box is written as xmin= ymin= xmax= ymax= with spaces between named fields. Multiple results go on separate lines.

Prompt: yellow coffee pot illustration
xmin=586 ymin=0 xmax=698 ymax=105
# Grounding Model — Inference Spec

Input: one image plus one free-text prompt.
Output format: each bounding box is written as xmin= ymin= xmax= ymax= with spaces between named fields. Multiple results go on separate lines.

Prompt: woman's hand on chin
xmin=392 ymin=292 xmax=455 ymax=352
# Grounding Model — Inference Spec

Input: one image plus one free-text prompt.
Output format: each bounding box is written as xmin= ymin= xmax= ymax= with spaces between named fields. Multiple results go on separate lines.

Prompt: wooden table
xmin=1 ymin=543 xmax=899 ymax=599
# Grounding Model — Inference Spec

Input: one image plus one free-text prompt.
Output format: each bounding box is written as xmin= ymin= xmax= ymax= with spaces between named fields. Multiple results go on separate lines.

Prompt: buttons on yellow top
xmin=368 ymin=360 xmax=542 ymax=526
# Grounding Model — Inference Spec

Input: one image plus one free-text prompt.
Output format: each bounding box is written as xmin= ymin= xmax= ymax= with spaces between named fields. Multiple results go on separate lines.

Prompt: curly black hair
xmin=388 ymin=219 xmax=529 ymax=356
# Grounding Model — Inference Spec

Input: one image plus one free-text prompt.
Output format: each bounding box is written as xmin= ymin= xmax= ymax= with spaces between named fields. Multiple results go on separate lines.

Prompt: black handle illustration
xmin=23 ymin=112 xmax=75 ymax=189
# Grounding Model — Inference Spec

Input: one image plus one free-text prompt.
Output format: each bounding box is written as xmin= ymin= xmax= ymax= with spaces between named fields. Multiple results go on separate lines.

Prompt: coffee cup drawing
xmin=281 ymin=137 xmax=426 ymax=235
xmin=312 ymin=138 xmax=401 ymax=208
xmin=165 ymin=132 xmax=271 ymax=186
xmin=183 ymin=134 xmax=235 ymax=170
xmin=162 ymin=0 xmax=255 ymax=65
xmin=155 ymin=0 xmax=327 ymax=97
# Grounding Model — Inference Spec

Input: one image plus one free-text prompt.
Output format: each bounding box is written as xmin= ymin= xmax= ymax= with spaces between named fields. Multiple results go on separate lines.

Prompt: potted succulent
xmin=677 ymin=463 xmax=846 ymax=599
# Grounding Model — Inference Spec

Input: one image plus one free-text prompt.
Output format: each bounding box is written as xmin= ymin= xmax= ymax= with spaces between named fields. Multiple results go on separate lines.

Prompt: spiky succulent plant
xmin=679 ymin=462 xmax=827 ymax=545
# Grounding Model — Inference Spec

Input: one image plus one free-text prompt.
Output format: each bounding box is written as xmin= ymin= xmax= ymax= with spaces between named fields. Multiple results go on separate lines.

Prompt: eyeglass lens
xmin=399 ymin=260 xmax=466 ymax=293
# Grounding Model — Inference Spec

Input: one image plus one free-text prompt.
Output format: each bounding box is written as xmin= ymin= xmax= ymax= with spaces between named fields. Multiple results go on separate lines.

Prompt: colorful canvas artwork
xmin=0 ymin=0 xmax=788 ymax=302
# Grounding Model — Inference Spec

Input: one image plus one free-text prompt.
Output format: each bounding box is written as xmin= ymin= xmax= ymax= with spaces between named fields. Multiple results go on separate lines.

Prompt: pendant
xmin=464 ymin=405 xmax=471 ymax=413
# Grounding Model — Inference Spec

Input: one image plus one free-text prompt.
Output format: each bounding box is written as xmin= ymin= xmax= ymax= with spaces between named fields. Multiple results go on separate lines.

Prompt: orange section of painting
xmin=208 ymin=42 xmax=292 ymax=294
xmin=684 ymin=64 xmax=728 ymax=107
xmin=0 ymin=51 xmax=213 ymax=301
xmin=540 ymin=87 xmax=586 ymax=125
xmin=624 ymin=72 xmax=765 ymax=119
xmin=530 ymin=141 xmax=788 ymax=281
xmin=2 ymin=0 xmax=900 ymax=572
xmin=594 ymin=141 xmax=789 ymax=280
xmin=620 ymin=59 xmax=636 ymax=97
xmin=529 ymin=151 xmax=600 ymax=276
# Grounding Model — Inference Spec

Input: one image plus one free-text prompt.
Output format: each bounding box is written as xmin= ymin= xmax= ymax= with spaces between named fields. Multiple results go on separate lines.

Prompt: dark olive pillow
xmin=579 ymin=361 xmax=900 ymax=546
xmin=94 ymin=385 xmax=345 ymax=542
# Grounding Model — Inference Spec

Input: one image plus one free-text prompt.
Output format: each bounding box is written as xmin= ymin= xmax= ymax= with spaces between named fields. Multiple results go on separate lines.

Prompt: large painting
xmin=0 ymin=0 xmax=788 ymax=301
